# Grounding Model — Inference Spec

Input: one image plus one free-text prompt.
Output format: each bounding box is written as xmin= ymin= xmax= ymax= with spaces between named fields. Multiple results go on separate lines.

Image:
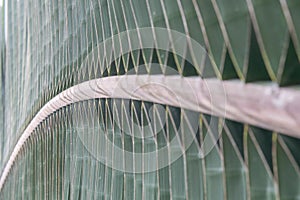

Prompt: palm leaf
xmin=0 ymin=0 xmax=300 ymax=200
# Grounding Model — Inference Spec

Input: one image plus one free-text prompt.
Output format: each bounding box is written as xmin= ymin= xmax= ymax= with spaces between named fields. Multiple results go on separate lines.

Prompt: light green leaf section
xmin=223 ymin=124 xmax=247 ymax=200
xmin=277 ymin=136 xmax=300 ymax=200
xmin=247 ymin=129 xmax=276 ymax=200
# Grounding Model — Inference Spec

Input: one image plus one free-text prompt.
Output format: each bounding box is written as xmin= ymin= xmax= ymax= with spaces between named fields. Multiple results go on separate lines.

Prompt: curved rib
xmin=0 ymin=75 xmax=300 ymax=189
